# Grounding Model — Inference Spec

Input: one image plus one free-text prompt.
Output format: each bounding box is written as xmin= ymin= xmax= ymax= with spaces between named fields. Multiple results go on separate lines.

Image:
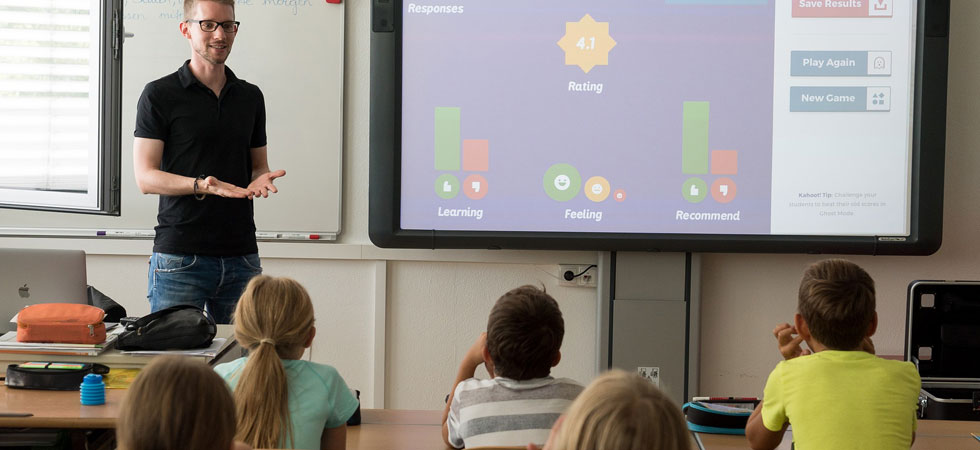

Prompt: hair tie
xmin=259 ymin=338 xmax=276 ymax=346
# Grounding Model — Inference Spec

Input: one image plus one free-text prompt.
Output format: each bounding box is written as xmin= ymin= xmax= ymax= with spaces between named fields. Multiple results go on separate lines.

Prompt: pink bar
xmin=462 ymin=140 xmax=489 ymax=172
xmin=792 ymin=0 xmax=892 ymax=18
xmin=711 ymin=150 xmax=738 ymax=175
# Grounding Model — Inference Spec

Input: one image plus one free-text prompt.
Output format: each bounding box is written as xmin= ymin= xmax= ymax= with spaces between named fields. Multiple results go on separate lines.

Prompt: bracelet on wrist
xmin=193 ymin=175 xmax=206 ymax=200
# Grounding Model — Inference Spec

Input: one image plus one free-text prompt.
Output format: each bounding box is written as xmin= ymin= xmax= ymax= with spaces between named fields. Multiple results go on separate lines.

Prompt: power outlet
xmin=638 ymin=366 xmax=660 ymax=387
xmin=558 ymin=264 xmax=597 ymax=288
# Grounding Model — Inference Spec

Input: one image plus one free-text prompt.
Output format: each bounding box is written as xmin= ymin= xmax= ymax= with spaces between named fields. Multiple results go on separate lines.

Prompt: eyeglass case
xmin=5 ymin=362 xmax=109 ymax=391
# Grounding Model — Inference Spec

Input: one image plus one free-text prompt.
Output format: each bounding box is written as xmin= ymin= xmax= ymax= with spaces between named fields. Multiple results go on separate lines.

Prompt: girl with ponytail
xmin=214 ymin=275 xmax=358 ymax=450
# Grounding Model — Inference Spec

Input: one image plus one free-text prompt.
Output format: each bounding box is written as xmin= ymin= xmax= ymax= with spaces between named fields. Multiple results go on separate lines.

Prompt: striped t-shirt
xmin=446 ymin=376 xmax=583 ymax=448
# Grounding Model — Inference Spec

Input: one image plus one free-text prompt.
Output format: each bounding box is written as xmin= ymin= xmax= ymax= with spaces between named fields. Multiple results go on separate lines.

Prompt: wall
xmin=698 ymin=0 xmax=980 ymax=396
xmin=1 ymin=0 xmax=975 ymax=409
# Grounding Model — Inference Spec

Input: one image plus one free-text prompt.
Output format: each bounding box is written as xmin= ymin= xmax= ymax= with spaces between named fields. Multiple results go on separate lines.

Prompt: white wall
xmin=2 ymin=0 xmax=976 ymax=409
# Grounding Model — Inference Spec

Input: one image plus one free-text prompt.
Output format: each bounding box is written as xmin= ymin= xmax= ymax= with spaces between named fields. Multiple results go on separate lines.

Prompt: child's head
xmin=117 ymin=355 xmax=239 ymax=450
xmin=232 ymin=275 xmax=316 ymax=449
xmin=234 ymin=274 xmax=315 ymax=356
xmin=797 ymin=258 xmax=876 ymax=350
xmin=486 ymin=285 xmax=564 ymax=380
xmin=549 ymin=370 xmax=691 ymax=450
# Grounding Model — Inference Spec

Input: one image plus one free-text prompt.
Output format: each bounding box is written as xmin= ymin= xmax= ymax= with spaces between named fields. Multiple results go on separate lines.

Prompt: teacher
xmin=133 ymin=0 xmax=284 ymax=324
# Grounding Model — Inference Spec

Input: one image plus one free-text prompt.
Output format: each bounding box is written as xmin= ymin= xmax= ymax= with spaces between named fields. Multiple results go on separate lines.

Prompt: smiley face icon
xmin=584 ymin=176 xmax=610 ymax=202
xmin=555 ymin=174 xmax=571 ymax=191
xmin=543 ymin=164 xmax=581 ymax=202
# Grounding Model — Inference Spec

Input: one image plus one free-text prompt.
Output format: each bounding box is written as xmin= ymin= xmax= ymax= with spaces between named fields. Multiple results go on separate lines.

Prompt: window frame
xmin=0 ymin=0 xmax=122 ymax=215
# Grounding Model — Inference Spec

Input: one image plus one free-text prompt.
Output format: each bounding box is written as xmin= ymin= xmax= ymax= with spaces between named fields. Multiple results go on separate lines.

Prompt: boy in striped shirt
xmin=441 ymin=285 xmax=583 ymax=448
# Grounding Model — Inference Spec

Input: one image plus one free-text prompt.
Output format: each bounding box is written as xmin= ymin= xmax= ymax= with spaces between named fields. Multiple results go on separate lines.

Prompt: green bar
xmin=434 ymin=107 xmax=460 ymax=171
xmin=682 ymin=101 xmax=709 ymax=175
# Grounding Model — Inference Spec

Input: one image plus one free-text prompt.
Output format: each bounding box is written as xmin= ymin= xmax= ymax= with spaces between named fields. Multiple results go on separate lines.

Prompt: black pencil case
xmin=5 ymin=362 xmax=109 ymax=391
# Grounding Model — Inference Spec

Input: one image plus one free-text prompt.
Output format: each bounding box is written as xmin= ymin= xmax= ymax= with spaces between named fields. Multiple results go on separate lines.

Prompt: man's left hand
xmin=247 ymin=169 xmax=286 ymax=199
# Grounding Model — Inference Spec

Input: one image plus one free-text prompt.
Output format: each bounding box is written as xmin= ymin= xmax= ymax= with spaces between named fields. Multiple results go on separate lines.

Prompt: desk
xmin=0 ymin=324 xmax=239 ymax=370
xmin=695 ymin=420 xmax=979 ymax=450
xmin=347 ymin=411 xmax=980 ymax=450
xmin=348 ymin=410 xmax=450 ymax=450
xmin=0 ymin=328 xmax=240 ymax=449
xmin=0 ymin=387 xmax=125 ymax=429
xmin=2 ymin=403 xmax=971 ymax=450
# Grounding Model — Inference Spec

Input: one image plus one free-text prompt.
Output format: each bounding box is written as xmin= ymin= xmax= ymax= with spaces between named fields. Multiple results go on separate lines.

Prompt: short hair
xmin=550 ymin=370 xmax=691 ymax=450
xmin=486 ymin=285 xmax=564 ymax=380
xmin=184 ymin=0 xmax=235 ymax=19
xmin=117 ymin=355 xmax=237 ymax=450
xmin=798 ymin=259 xmax=876 ymax=350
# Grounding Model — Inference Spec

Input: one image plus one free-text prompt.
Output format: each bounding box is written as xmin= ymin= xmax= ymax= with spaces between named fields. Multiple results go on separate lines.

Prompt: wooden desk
xmin=696 ymin=419 xmax=979 ymax=450
xmin=0 ymin=387 xmax=125 ymax=429
xmin=348 ymin=410 xmax=450 ymax=450
xmin=0 ymin=404 xmax=972 ymax=450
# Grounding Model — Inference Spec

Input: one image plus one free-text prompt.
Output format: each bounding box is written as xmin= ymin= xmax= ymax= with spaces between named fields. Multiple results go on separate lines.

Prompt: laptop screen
xmin=0 ymin=248 xmax=88 ymax=333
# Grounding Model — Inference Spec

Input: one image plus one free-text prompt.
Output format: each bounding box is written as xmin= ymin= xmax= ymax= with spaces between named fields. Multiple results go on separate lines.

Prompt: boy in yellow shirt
xmin=746 ymin=259 xmax=920 ymax=450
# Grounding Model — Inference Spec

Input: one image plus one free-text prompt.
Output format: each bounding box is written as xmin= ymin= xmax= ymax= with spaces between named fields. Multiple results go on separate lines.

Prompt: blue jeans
xmin=147 ymin=252 xmax=262 ymax=324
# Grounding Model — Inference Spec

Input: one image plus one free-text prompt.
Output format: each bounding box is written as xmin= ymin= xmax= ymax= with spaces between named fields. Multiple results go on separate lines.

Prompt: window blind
xmin=0 ymin=0 xmax=99 ymax=197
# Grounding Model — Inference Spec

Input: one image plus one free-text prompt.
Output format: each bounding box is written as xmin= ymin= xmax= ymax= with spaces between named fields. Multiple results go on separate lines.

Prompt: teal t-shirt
xmin=215 ymin=357 xmax=359 ymax=450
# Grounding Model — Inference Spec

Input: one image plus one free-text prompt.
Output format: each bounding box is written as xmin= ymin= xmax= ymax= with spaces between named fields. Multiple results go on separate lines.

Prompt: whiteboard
xmin=0 ymin=0 xmax=344 ymax=239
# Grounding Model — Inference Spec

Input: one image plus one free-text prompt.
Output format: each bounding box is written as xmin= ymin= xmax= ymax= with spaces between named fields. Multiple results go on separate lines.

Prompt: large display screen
xmin=370 ymin=0 xmax=949 ymax=254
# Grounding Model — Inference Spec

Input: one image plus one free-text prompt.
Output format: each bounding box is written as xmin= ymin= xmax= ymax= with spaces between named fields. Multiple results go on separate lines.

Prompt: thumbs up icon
xmin=690 ymin=184 xmax=699 ymax=196
xmin=443 ymin=181 xmax=452 ymax=192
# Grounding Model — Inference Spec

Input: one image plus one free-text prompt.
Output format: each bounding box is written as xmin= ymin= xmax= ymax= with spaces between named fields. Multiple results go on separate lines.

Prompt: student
xmin=442 ymin=285 xmax=584 ymax=448
xmin=745 ymin=259 xmax=921 ymax=450
xmin=529 ymin=370 xmax=691 ymax=450
xmin=117 ymin=355 xmax=251 ymax=450
xmin=214 ymin=275 xmax=359 ymax=450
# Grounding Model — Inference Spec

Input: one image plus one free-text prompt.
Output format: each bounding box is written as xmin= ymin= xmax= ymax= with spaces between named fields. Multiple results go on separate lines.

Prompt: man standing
xmin=133 ymin=0 xmax=284 ymax=323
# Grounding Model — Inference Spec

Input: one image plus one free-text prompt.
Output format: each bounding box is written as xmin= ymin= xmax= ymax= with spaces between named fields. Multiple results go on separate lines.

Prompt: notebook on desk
xmin=0 ymin=248 xmax=88 ymax=333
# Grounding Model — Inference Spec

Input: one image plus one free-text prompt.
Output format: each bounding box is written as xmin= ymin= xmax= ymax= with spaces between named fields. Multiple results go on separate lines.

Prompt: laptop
xmin=0 ymin=248 xmax=89 ymax=333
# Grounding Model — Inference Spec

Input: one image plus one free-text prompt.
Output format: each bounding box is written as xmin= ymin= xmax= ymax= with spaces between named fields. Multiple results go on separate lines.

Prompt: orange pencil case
xmin=16 ymin=303 xmax=106 ymax=344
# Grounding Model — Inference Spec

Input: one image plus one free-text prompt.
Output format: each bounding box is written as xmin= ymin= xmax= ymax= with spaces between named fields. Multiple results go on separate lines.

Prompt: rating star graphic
xmin=557 ymin=14 xmax=617 ymax=74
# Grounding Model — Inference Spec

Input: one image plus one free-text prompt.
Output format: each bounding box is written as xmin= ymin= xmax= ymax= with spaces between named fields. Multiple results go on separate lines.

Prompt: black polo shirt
xmin=135 ymin=60 xmax=266 ymax=256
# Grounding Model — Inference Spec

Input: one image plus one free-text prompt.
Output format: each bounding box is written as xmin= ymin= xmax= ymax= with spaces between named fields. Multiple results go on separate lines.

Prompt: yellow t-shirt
xmin=761 ymin=350 xmax=920 ymax=450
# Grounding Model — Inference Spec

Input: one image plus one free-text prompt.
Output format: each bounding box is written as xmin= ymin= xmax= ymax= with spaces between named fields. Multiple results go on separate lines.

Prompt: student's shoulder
xmin=286 ymin=360 xmax=345 ymax=385
xmin=550 ymin=377 xmax=585 ymax=390
xmin=873 ymin=358 xmax=921 ymax=384
xmin=213 ymin=357 xmax=248 ymax=379
xmin=456 ymin=377 xmax=498 ymax=392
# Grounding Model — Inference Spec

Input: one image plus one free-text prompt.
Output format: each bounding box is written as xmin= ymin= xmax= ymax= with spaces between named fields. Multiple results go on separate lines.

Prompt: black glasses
xmin=186 ymin=19 xmax=240 ymax=33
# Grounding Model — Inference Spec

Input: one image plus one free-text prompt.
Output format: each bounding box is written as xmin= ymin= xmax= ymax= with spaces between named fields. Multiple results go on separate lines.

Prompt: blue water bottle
xmin=80 ymin=373 xmax=106 ymax=406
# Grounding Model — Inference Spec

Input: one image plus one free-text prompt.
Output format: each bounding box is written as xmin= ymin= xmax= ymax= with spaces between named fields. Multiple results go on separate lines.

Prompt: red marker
xmin=279 ymin=233 xmax=322 ymax=240
xmin=325 ymin=0 xmax=341 ymax=3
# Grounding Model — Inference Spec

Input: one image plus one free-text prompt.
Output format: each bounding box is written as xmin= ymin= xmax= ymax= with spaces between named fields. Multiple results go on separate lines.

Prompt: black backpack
xmin=116 ymin=305 xmax=216 ymax=350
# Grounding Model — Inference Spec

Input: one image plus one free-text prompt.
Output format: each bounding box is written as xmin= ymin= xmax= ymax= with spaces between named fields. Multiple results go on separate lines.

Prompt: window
xmin=0 ymin=0 xmax=121 ymax=214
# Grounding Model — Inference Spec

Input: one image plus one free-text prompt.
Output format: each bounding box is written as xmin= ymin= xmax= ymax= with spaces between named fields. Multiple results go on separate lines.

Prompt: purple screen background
xmin=400 ymin=1 xmax=775 ymax=233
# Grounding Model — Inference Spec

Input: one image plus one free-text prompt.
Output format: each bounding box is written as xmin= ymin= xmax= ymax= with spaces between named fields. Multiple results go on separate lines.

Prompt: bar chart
xmin=433 ymin=107 xmax=490 ymax=200
xmin=681 ymin=101 xmax=739 ymax=204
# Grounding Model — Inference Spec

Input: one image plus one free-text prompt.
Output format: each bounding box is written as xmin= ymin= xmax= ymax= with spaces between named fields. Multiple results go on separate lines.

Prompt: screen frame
xmin=369 ymin=0 xmax=948 ymax=255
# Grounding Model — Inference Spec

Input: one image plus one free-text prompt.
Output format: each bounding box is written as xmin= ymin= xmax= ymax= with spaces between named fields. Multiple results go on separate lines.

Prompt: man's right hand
xmin=199 ymin=176 xmax=252 ymax=199
xmin=773 ymin=323 xmax=811 ymax=360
